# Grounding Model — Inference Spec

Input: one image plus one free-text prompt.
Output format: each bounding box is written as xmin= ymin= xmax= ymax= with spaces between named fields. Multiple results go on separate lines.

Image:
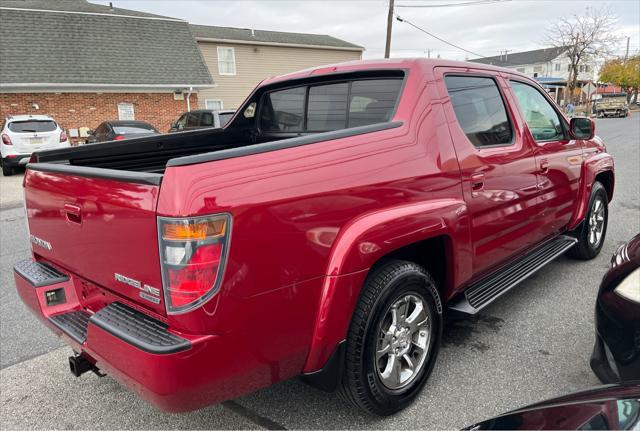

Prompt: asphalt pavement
xmin=0 ymin=117 xmax=638 ymax=429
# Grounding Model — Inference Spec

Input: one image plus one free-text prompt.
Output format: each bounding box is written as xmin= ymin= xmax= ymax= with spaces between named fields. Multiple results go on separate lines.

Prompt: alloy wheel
xmin=375 ymin=293 xmax=432 ymax=390
xmin=588 ymin=197 xmax=606 ymax=248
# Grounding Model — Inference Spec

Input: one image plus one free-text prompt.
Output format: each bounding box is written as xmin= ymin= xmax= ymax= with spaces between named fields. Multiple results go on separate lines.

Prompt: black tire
xmin=1 ymin=159 xmax=13 ymax=176
xmin=568 ymin=181 xmax=608 ymax=260
xmin=338 ymin=260 xmax=442 ymax=416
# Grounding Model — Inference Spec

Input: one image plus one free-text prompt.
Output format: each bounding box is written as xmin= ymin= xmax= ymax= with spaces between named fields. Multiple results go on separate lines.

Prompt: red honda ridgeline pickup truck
xmin=14 ymin=59 xmax=614 ymax=416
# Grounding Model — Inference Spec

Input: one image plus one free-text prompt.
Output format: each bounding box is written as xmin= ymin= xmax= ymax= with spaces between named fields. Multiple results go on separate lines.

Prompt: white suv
xmin=1 ymin=115 xmax=70 ymax=176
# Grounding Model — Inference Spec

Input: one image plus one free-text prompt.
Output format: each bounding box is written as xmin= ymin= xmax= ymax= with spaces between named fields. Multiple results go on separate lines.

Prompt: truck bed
xmin=31 ymin=122 xmax=401 ymax=178
xmin=33 ymin=127 xmax=244 ymax=174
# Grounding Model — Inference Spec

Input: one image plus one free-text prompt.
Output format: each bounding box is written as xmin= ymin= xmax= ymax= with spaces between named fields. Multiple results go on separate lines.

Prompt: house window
xmin=578 ymin=65 xmax=590 ymax=73
xmin=217 ymin=47 xmax=236 ymax=75
xmin=554 ymin=63 xmax=561 ymax=72
xmin=533 ymin=65 xmax=543 ymax=73
xmin=205 ymin=99 xmax=224 ymax=110
xmin=117 ymin=103 xmax=134 ymax=120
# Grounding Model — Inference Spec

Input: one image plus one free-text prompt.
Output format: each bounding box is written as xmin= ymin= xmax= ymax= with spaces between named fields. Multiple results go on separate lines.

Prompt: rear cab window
xmin=259 ymin=76 xmax=403 ymax=134
xmin=444 ymin=75 xmax=513 ymax=147
xmin=8 ymin=120 xmax=57 ymax=133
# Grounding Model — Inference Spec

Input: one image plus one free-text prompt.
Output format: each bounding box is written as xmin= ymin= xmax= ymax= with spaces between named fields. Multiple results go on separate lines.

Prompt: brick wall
xmin=0 ymin=92 xmax=198 ymax=144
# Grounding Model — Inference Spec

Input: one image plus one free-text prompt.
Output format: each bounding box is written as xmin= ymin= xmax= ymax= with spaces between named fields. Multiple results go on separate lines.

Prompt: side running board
xmin=449 ymin=235 xmax=578 ymax=315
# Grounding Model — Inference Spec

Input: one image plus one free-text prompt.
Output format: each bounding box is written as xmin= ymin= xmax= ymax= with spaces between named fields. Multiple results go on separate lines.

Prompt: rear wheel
xmin=1 ymin=158 xmax=14 ymax=176
xmin=568 ymin=181 xmax=608 ymax=260
xmin=338 ymin=260 xmax=442 ymax=416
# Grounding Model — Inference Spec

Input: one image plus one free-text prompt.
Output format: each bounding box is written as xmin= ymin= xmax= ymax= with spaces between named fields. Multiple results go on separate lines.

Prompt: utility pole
xmin=384 ymin=0 xmax=394 ymax=58
xmin=624 ymin=36 xmax=630 ymax=64
xmin=427 ymin=48 xmax=431 ymax=58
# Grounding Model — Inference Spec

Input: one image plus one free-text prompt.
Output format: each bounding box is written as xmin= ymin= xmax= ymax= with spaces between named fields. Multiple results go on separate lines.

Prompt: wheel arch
xmin=568 ymin=153 xmax=614 ymax=231
xmin=595 ymin=170 xmax=614 ymax=202
xmin=302 ymin=199 xmax=466 ymax=375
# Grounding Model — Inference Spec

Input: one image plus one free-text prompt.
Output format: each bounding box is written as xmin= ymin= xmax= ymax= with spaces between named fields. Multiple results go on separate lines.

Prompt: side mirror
xmin=570 ymin=117 xmax=595 ymax=140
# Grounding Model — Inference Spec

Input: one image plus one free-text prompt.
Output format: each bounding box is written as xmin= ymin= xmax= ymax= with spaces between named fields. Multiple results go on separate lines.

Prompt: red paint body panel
xmin=15 ymin=58 xmax=614 ymax=412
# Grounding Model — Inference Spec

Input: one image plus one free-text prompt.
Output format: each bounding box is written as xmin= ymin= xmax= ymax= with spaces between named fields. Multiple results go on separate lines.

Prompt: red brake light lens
xmin=1 ymin=134 xmax=12 ymax=145
xmin=59 ymin=130 xmax=68 ymax=142
xmin=158 ymin=214 xmax=231 ymax=314
xmin=114 ymin=135 xmax=125 ymax=140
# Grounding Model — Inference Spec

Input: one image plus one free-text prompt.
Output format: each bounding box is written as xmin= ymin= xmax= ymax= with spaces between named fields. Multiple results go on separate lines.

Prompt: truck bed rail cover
xmin=26 ymin=163 xmax=163 ymax=186
xmin=167 ymin=121 xmax=404 ymax=167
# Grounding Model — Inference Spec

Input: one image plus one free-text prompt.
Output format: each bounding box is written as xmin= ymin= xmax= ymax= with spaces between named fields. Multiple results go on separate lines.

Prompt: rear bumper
xmin=2 ymin=155 xmax=30 ymax=166
xmin=13 ymin=258 xmax=269 ymax=412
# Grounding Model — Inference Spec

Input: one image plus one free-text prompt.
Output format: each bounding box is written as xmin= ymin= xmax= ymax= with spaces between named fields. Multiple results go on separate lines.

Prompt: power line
xmin=396 ymin=0 xmax=510 ymax=8
xmin=395 ymin=14 xmax=487 ymax=58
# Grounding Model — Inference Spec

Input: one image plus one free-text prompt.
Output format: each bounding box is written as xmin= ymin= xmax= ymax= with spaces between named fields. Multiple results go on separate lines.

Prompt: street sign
xmin=582 ymin=82 xmax=596 ymax=95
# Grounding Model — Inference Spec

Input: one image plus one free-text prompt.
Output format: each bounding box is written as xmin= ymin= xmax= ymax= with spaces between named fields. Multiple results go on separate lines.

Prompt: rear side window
xmin=260 ymin=77 xmax=402 ymax=133
xmin=445 ymin=75 xmax=513 ymax=147
xmin=8 ymin=120 xmax=57 ymax=133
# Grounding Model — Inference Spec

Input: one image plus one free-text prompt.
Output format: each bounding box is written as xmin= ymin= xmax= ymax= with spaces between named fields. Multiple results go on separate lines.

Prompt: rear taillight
xmin=1 ymin=134 xmax=12 ymax=145
xmin=158 ymin=214 xmax=231 ymax=314
xmin=59 ymin=130 xmax=68 ymax=142
xmin=114 ymin=135 xmax=125 ymax=140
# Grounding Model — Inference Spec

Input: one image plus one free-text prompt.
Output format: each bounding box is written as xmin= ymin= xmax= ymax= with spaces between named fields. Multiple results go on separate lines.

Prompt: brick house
xmin=190 ymin=24 xmax=364 ymax=110
xmin=0 ymin=0 xmax=213 ymax=143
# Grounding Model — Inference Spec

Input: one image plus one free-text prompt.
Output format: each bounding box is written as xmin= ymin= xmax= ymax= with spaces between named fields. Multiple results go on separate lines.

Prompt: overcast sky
xmin=92 ymin=0 xmax=639 ymax=61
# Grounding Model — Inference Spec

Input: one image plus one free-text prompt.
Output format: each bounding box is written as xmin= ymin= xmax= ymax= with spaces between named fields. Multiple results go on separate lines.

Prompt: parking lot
xmin=0 ymin=117 xmax=638 ymax=429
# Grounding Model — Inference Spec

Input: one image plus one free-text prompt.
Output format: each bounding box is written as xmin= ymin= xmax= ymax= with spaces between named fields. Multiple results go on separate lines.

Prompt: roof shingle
xmin=469 ymin=46 xmax=569 ymax=67
xmin=190 ymin=24 xmax=363 ymax=50
xmin=0 ymin=0 xmax=177 ymax=20
xmin=0 ymin=3 xmax=213 ymax=87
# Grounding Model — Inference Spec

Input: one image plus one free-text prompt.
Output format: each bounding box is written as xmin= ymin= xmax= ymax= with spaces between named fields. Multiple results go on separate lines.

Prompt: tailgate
xmin=24 ymin=165 xmax=166 ymax=315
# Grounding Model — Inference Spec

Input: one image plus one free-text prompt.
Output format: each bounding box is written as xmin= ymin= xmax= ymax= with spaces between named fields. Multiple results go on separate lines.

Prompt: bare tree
xmin=546 ymin=7 xmax=620 ymax=103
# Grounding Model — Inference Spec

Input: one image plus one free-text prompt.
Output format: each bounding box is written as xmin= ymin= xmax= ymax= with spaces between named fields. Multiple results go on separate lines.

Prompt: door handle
xmin=64 ymin=203 xmax=82 ymax=225
xmin=540 ymin=159 xmax=549 ymax=174
xmin=471 ymin=173 xmax=485 ymax=197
